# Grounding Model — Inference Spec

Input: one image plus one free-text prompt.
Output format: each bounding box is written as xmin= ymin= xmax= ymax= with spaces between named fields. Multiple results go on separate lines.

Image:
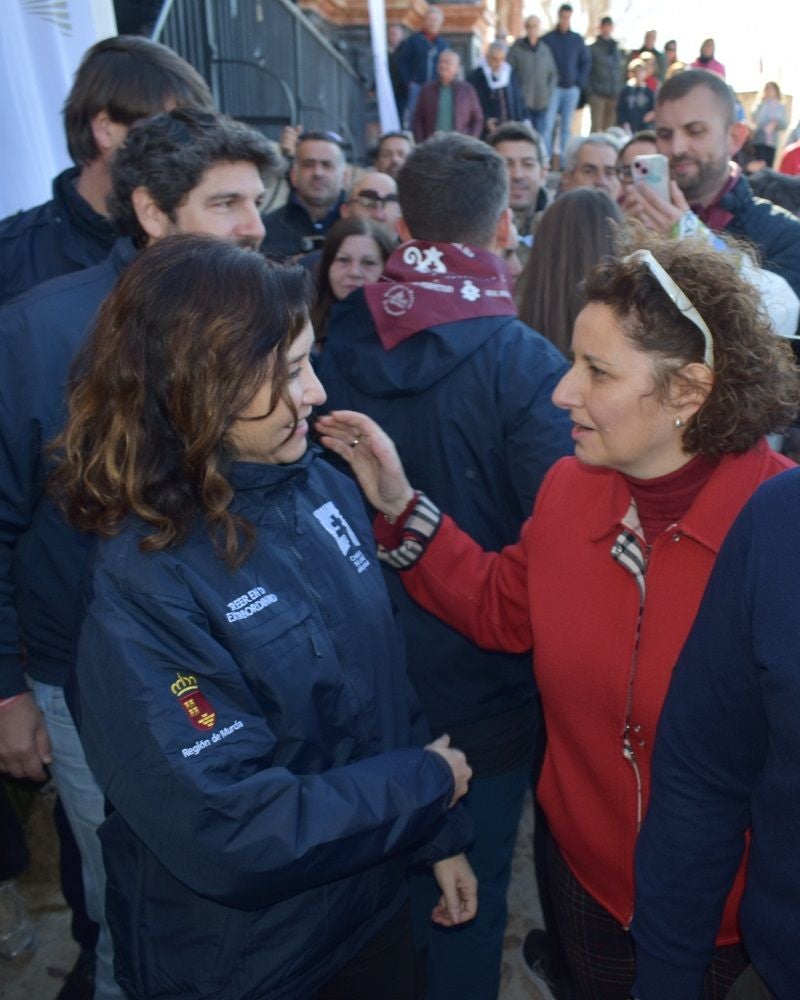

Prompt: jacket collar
xmin=587 ymin=442 xmax=777 ymax=552
xmin=228 ymin=445 xmax=317 ymax=494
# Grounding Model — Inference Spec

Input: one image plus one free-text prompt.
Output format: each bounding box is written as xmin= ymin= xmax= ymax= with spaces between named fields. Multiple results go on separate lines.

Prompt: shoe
xmin=0 ymin=880 xmax=37 ymax=961
xmin=521 ymin=927 xmax=558 ymax=1000
xmin=56 ymin=947 xmax=96 ymax=1000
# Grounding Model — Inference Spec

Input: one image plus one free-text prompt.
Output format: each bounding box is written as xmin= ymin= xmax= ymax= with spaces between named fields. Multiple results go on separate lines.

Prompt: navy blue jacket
xmin=633 ymin=468 xmax=800 ymax=1000
xmin=0 ymin=238 xmax=137 ymax=697
xmin=262 ymin=191 xmax=345 ymax=258
xmin=398 ymin=31 xmax=448 ymax=86
xmin=466 ymin=67 xmax=527 ymax=132
xmin=542 ymin=28 xmax=590 ymax=89
xmin=76 ymin=449 xmax=462 ymax=1000
xmin=317 ymin=289 xmax=573 ymax=766
xmin=0 ymin=168 xmax=116 ymax=306
xmin=721 ymin=173 xmax=800 ymax=300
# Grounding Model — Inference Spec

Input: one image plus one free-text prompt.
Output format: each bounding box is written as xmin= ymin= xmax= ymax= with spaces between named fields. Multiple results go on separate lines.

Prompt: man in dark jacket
xmin=262 ymin=130 xmax=347 ymax=257
xmin=0 ymin=108 xmax=277 ymax=1000
xmin=507 ymin=16 xmax=558 ymax=134
xmin=622 ymin=69 xmax=800 ymax=300
xmin=317 ymin=133 xmax=573 ymax=1000
xmin=588 ymin=16 xmax=623 ymax=132
xmin=399 ymin=6 xmax=449 ymax=127
xmin=412 ymin=50 xmax=483 ymax=143
xmin=542 ymin=3 xmax=589 ymax=165
xmin=0 ymin=35 xmax=212 ymax=306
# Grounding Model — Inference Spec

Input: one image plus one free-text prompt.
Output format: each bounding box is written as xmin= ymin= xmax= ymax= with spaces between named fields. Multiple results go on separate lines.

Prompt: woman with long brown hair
xmin=53 ymin=234 xmax=475 ymax=1000
xmin=516 ymin=187 xmax=623 ymax=356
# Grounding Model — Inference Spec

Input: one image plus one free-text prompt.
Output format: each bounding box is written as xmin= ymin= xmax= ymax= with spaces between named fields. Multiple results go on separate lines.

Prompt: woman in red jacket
xmin=318 ymin=235 xmax=800 ymax=1000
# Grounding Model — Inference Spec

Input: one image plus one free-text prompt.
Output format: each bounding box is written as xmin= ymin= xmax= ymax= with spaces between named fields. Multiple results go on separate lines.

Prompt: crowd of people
xmin=1 ymin=13 xmax=800 ymax=1000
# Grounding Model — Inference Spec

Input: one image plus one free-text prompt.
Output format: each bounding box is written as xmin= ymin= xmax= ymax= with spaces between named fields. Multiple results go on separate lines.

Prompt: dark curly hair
xmin=584 ymin=233 xmax=800 ymax=458
xmin=109 ymin=107 xmax=279 ymax=245
xmin=51 ymin=236 xmax=311 ymax=568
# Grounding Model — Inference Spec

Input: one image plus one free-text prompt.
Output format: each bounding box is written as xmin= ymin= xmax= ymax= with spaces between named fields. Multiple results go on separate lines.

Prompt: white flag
xmin=0 ymin=0 xmax=117 ymax=218
xmin=367 ymin=0 xmax=401 ymax=134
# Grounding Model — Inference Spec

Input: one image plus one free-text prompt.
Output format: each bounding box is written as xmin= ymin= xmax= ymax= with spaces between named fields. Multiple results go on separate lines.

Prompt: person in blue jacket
xmin=0 ymin=35 xmax=212 ymax=306
xmin=317 ymin=132 xmax=573 ymax=1000
xmin=52 ymin=235 xmax=476 ymax=1000
xmin=632 ymin=467 xmax=800 ymax=1000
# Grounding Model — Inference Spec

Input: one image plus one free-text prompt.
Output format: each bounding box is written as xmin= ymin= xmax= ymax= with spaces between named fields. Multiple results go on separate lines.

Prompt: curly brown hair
xmin=51 ymin=235 xmax=311 ymax=567
xmin=583 ymin=233 xmax=800 ymax=458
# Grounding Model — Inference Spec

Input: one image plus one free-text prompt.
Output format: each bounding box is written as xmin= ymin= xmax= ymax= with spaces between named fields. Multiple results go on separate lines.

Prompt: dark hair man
xmin=374 ymin=130 xmax=414 ymax=179
xmin=587 ymin=17 xmax=623 ymax=133
xmin=0 ymin=35 xmax=212 ymax=305
xmin=0 ymin=108 xmax=278 ymax=1000
xmin=317 ymin=133 xmax=573 ymax=1000
xmin=541 ymin=3 xmax=589 ymax=166
xmin=486 ymin=121 xmax=550 ymax=263
xmin=398 ymin=6 xmax=448 ymax=127
xmin=262 ymin=130 xmax=347 ymax=257
xmin=621 ymin=69 xmax=800 ymax=299
xmin=507 ymin=16 xmax=558 ymax=135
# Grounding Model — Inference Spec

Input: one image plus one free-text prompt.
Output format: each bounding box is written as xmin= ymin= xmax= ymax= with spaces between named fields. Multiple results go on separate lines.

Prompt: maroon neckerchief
xmin=363 ymin=240 xmax=516 ymax=350
xmin=692 ymin=162 xmax=740 ymax=232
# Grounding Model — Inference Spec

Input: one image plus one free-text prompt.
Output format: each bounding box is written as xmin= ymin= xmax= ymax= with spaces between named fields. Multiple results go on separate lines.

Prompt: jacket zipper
xmin=621 ymin=541 xmax=650 ymax=929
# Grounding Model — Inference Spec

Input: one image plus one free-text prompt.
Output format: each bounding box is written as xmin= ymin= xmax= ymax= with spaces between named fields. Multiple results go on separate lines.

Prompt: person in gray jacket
xmin=507 ymin=15 xmax=557 ymax=135
xmin=588 ymin=17 xmax=623 ymax=133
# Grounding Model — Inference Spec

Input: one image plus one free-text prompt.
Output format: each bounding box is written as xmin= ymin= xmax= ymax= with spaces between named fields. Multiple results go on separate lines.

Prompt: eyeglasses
xmin=578 ymin=163 xmax=622 ymax=181
xmin=350 ymin=190 xmax=400 ymax=210
xmin=626 ymin=249 xmax=714 ymax=368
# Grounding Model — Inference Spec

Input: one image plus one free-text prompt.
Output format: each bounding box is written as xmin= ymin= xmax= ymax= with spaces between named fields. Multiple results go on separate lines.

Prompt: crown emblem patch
xmin=171 ymin=673 xmax=216 ymax=731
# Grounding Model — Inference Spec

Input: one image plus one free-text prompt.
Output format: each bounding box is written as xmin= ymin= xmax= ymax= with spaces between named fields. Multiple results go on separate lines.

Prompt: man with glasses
xmin=341 ymin=171 xmax=401 ymax=236
xmin=262 ymin=130 xmax=347 ymax=257
xmin=560 ymin=133 xmax=622 ymax=199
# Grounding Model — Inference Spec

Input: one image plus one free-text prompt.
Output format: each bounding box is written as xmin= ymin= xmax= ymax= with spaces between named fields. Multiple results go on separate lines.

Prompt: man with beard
xmin=621 ymin=70 xmax=800 ymax=299
xmin=0 ymin=107 xmax=276 ymax=1000
xmin=262 ymin=130 xmax=346 ymax=256
xmin=375 ymin=131 xmax=414 ymax=179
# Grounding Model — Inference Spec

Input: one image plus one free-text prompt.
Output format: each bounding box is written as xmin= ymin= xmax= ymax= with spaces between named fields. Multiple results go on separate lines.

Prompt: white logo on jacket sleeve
xmin=313 ymin=501 xmax=371 ymax=573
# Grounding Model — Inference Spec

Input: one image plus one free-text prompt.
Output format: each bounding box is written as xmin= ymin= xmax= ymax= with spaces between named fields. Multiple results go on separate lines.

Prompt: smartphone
xmin=632 ymin=153 xmax=670 ymax=201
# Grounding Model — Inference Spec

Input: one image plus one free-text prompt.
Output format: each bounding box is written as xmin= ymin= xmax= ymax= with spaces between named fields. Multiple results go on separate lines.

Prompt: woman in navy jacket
xmin=52 ymin=235 xmax=474 ymax=1000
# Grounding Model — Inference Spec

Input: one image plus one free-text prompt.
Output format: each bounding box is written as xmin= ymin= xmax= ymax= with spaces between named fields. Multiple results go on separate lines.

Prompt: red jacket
xmin=401 ymin=445 xmax=793 ymax=940
xmin=411 ymin=80 xmax=484 ymax=142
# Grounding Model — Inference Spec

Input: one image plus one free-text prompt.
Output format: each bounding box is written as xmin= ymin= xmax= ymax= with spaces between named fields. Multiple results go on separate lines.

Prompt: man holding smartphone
xmin=620 ymin=69 xmax=800 ymax=300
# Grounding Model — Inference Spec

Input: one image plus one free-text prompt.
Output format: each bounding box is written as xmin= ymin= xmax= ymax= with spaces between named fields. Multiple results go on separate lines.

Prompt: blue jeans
xmin=33 ymin=681 xmax=126 ymax=1000
xmin=526 ymin=107 xmax=549 ymax=137
xmin=411 ymin=763 xmax=531 ymax=1000
xmin=544 ymin=85 xmax=580 ymax=161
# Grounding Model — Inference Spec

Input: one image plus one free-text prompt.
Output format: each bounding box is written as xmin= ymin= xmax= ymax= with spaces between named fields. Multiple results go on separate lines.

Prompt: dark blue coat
xmin=541 ymin=28 xmax=590 ymax=89
xmin=262 ymin=191 xmax=345 ymax=258
xmin=721 ymin=173 xmax=800 ymax=300
xmin=633 ymin=468 xmax=800 ymax=1000
xmin=398 ymin=31 xmax=448 ymax=86
xmin=0 ymin=238 xmax=137 ymax=697
xmin=75 ymin=449 xmax=462 ymax=999
xmin=317 ymin=289 xmax=573 ymax=765
xmin=0 ymin=168 xmax=116 ymax=306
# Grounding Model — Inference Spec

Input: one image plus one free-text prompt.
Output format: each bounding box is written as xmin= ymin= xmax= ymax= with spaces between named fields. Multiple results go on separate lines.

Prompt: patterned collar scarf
xmin=363 ymin=240 xmax=517 ymax=350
